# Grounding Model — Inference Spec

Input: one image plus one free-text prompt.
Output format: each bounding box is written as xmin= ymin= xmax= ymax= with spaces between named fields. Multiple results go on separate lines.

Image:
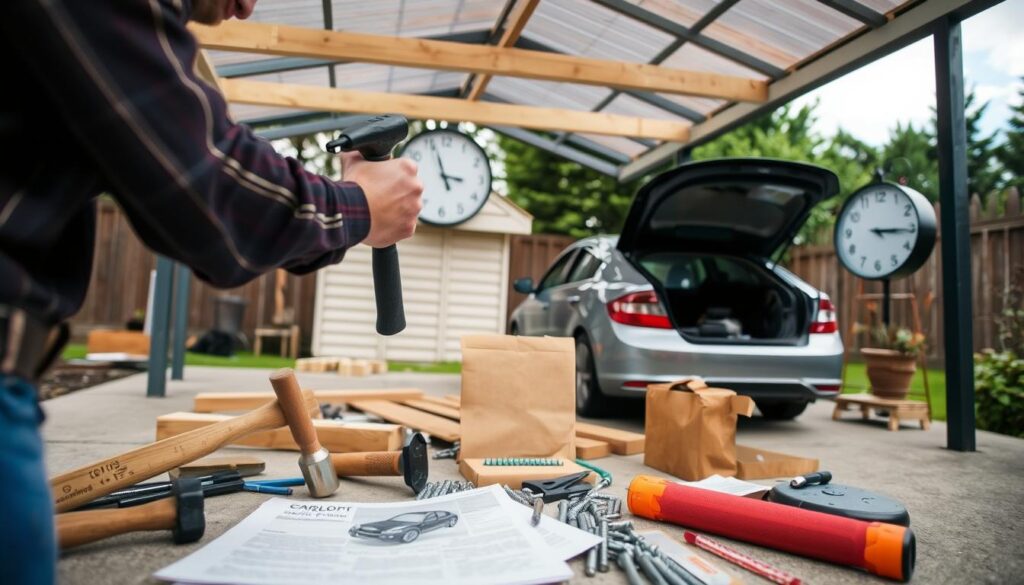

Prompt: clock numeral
xmin=861 ymin=197 xmax=870 ymax=209
xmin=410 ymin=151 xmax=422 ymax=162
xmin=442 ymin=135 xmax=453 ymax=148
xmin=874 ymin=260 xmax=882 ymax=272
xmin=428 ymin=138 xmax=437 ymax=151
xmin=848 ymin=244 xmax=856 ymax=255
xmin=844 ymin=228 xmax=852 ymax=239
xmin=461 ymin=143 xmax=467 ymax=153
xmin=860 ymin=256 xmax=866 ymax=268
xmin=850 ymin=212 xmax=861 ymax=223
xmin=904 ymin=204 xmax=912 ymax=217
xmin=875 ymin=192 xmax=886 ymax=203
xmin=473 ymin=158 xmax=480 ymax=168
xmin=456 ymin=203 xmax=465 ymax=215
xmin=478 ymin=176 xmax=484 ymax=185
xmin=470 ymin=194 xmax=479 ymax=201
xmin=891 ymin=254 xmax=898 ymax=267
xmin=438 ymin=206 xmax=445 ymax=218
xmin=903 ymin=241 xmax=911 ymax=251
xmin=908 ymin=223 xmax=916 ymax=233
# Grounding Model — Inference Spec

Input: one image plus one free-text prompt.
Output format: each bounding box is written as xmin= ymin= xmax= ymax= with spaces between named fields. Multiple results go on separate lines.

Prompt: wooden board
xmin=193 ymin=389 xmax=424 ymax=413
xmin=574 ymin=437 xmax=611 ymax=460
xmin=574 ymin=422 xmax=645 ymax=455
xmin=459 ymin=458 xmax=595 ymax=490
xmin=86 ymin=330 xmax=150 ymax=355
xmin=402 ymin=399 xmax=461 ymax=420
xmin=833 ymin=393 xmax=931 ymax=431
xmin=349 ymin=400 xmax=461 ymax=443
xmin=444 ymin=395 xmax=461 ymax=405
xmin=156 ymin=412 xmax=404 ymax=452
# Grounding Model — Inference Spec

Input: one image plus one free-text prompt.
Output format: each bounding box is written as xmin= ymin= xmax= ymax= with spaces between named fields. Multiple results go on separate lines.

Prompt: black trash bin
xmin=190 ymin=295 xmax=248 ymax=357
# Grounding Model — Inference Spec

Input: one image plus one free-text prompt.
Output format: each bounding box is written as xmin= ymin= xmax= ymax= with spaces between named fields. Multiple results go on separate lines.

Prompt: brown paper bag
xmin=644 ymin=378 xmax=754 ymax=481
xmin=460 ymin=335 xmax=576 ymax=459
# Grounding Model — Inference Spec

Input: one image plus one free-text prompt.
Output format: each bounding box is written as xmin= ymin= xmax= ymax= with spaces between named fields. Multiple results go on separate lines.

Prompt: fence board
xmin=788 ymin=191 xmax=1023 ymax=361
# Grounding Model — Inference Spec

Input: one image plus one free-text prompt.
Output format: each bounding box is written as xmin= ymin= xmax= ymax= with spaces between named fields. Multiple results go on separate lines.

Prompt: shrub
xmin=974 ymin=351 xmax=1024 ymax=438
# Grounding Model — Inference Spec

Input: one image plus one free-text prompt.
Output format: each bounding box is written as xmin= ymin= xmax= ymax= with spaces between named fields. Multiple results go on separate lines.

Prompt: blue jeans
xmin=0 ymin=375 xmax=56 ymax=584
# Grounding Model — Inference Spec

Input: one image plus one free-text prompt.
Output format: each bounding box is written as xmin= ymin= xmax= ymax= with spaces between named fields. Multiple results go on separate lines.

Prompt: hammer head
xmin=171 ymin=477 xmax=205 ymax=544
xmin=299 ymin=447 xmax=341 ymax=498
xmin=400 ymin=433 xmax=429 ymax=494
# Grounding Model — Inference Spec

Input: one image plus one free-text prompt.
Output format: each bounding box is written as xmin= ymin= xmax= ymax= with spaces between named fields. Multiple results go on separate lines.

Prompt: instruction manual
xmin=156 ymin=485 xmax=580 ymax=585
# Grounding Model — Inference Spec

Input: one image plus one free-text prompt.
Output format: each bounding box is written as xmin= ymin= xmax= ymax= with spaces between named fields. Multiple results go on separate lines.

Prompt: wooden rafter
xmin=220 ymin=78 xmax=691 ymax=141
xmin=191 ymin=21 xmax=767 ymax=102
xmin=464 ymin=0 xmax=541 ymax=101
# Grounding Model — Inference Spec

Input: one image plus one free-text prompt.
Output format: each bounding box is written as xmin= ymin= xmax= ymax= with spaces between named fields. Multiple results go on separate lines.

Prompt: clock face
xmin=400 ymin=129 xmax=492 ymax=226
xmin=834 ymin=183 xmax=934 ymax=280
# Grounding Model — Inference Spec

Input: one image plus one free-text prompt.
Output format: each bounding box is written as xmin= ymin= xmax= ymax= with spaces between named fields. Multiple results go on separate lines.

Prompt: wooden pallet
xmin=833 ymin=393 xmax=931 ymax=431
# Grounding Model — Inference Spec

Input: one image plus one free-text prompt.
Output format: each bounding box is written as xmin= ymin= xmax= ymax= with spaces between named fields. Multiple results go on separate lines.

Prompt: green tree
xmin=997 ymin=80 xmax=1024 ymax=191
xmin=880 ymin=120 xmax=938 ymax=200
xmin=496 ymin=133 xmax=647 ymax=237
xmin=961 ymin=91 xmax=1003 ymax=198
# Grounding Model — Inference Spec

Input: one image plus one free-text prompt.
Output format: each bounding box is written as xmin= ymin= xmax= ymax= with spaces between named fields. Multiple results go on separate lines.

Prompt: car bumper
xmin=349 ymin=529 xmax=402 ymax=540
xmin=593 ymin=323 xmax=843 ymax=401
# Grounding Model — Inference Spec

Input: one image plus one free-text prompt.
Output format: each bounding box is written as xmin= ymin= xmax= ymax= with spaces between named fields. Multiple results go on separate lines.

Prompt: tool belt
xmin=0 ymin=305 xmax=68 ymax=382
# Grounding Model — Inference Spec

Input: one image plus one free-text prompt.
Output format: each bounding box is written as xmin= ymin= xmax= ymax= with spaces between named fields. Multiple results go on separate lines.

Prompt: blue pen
xmin=243 ymin=483 xmax=293 ymax=495
xmin=246 ymin=477 xmax=306 ymax=488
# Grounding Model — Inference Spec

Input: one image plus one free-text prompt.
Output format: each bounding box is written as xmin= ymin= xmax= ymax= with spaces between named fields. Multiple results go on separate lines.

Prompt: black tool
xmin=73 ymin=471 xmax=244 ymax=510
xmin=325 ymin=114 xmax=410 ymax=336
xmin=790 ymin=470 xmax=833 ymax=489
xmin=769 ymin=480 xmax=910 ymax=526
xmin=329 ymin=432 xmax=428 ymax=494
xmin=522 ymin=471 xmax=592 ymax=503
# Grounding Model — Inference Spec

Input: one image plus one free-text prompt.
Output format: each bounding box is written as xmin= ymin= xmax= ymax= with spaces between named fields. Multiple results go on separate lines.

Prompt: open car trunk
xmin=638 ymin=252 xmax=811 ymax=345
xmin=617 ymin=158 xmax=839 ymax=346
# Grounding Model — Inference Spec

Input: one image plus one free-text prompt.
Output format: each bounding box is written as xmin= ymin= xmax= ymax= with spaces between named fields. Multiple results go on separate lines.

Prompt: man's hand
xmin=340 ymin=152 xmax=423 ymax=248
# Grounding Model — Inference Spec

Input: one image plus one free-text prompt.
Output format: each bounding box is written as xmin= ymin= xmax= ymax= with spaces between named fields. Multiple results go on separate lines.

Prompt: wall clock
xmin=834 ymin=181 xmax=936 ymax=280
xmin=400 ymin=129 xmax=492 ymax=226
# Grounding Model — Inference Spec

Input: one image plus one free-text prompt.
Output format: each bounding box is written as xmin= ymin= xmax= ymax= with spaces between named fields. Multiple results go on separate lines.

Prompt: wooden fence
xmin=72 ymin=199 xmax=318 ymax=352
xmin=505 ymin=233 xmax=576 ymax=327
xmin=787 ymin=189 xmax=1023 ymax=361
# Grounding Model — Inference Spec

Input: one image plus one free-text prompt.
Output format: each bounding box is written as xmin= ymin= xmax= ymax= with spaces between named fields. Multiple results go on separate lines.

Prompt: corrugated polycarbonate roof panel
xmin=247 ymin=0 xmax=326 ymax=28
xmin=331 ymin=0 xmax=502 ymax=36
xmin=488 ymin=77 xmax=614 ymax=112
xmin=855 ymin=0 xmax=910 ymax=14
xmin=660 ymin=42 xmax=769 ymax=81
xmin=624 ymin=0 xmax=720 ymax=27
xmin=334 ymin=63 xmax=464 ymax=94
xmin=603 ymin=94 xmax=694 ymax=121
xmin=575 ymin=133 xmax=650 ymax=158
xmin=523 ymin=0 xmax=676 ymax=63
xmin=230 ymin=104 xmax=308 ymax=123
xmin=249 ymin=65 xmax=333 ymax=87
xmin=702 ymin=0 xmax=863 ymax=69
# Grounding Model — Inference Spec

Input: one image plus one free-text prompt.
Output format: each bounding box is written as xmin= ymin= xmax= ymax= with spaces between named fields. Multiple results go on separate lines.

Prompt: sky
xmin=792 ymin=0 xmax=1023 ymax=146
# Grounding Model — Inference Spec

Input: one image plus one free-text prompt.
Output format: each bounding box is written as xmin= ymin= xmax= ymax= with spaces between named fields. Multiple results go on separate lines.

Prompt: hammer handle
xmin=50 ymin=391 xmax=318 ymax=512
xmin=372 ymin=245 xmax=406 ymax=336
xmin=330 ymin=451 xmax=401 ymax=477
xmin=57 ymin=497 xmax=176 ymax=549
xmin=269 ymin=369 xmax=321 ymax=455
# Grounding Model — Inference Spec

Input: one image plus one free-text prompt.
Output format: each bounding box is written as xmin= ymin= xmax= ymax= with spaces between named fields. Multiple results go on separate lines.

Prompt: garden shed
xmin=311 ymin=194 xmax=532 ymax=362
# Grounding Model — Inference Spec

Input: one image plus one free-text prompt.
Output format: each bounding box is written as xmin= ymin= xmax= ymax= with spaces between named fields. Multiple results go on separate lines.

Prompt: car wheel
xmin=447 ymin=518 xmax=457 ymax=527
xmin=757 ymin=401 xmax=808 ymax=420
xmin=575 ymin=335 xmax=610 ymax=417
xmin=401 ymin=529 xmax=420 ymax=543
xmin=509 ymin=322 xmax=519 ymax=335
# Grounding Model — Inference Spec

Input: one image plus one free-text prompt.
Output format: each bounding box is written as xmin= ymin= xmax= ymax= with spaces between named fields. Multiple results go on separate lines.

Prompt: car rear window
xmin=649 ymin=182 xmax=807 ymax=239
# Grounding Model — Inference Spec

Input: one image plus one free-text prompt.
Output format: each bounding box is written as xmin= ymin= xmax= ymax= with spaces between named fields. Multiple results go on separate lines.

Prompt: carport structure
xmin=148 ymin=0 xmax=1003 ymax=453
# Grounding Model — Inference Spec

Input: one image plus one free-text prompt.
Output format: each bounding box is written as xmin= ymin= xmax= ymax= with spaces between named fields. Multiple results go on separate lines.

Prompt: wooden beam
xmin=466 ymin=0 xmax=541 ymax=101
xmin=402 ymin=399 xmax=461 ymax=420
xmin=574 ymin=437 xmax=612 ymax=460
xmin=193 ymin=389 xmax=424 ymax=413
xmin=191 ymin=21 xmax=766 ymax=102
xmin=155 ymin=413 xmax=404 ymax=452
xmin=349 ymin=400 xmax=461 ymax=443
xmin=575 ymin=422 xmax=645 ymax=455
xmin=220 ymin=78 xmax=691 ymax=141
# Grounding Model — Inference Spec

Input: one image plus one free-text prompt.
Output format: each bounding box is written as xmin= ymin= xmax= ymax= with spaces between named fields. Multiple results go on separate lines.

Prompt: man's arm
xmin=4 ymin=0 xmax=370 ymax=286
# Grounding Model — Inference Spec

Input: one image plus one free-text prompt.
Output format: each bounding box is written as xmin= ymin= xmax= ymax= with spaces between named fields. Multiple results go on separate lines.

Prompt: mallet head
xmin=171 ymin=477 xmax=206 ymax=544
xmin=299 ymin=447 xmax=340 ymax=498
xmin=400 ymin=433 xmax=429 ymax=494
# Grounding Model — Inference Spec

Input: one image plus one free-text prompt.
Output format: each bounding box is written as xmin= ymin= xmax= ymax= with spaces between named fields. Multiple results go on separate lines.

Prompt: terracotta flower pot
xmin=861 ymin=348 xmax=917 ymax=400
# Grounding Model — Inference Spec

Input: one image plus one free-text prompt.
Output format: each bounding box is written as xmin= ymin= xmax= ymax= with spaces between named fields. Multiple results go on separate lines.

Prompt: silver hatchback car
xmin=509 ymin=159 xmax=844 ymax=419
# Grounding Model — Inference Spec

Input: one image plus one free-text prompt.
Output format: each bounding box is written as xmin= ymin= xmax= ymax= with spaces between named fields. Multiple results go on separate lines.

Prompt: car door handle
xmin=567 ymin=295 xmax=581 ymax=305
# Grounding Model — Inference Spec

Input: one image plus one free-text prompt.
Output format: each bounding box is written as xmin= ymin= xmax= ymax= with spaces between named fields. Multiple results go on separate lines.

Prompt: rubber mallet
xmin=50 ymin=389 xmax=319 ymax=512
xmin=57 ymin=477 xmax=204 ymax=550
xmin=628 ymin=475 xmax=915 ymax=581
xmin=269 ymin=368 xmax=339 ymax=498
xmin=330 ymin=432 xmax=428 ymax=494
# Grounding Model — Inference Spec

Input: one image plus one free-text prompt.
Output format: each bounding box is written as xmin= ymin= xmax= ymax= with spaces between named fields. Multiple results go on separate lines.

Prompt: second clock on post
xmin=400 ymin=128 xmax=493 ymax=226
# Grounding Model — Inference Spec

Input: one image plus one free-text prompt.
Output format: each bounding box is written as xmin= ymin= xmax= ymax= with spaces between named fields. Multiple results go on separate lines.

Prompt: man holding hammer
xmin=0 ymin=1 xmax=423 ymax=583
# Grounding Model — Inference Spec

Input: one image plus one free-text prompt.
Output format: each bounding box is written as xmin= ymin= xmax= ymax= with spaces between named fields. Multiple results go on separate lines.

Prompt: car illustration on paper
xmin=349 ymin=511 xmax=459 ymax=544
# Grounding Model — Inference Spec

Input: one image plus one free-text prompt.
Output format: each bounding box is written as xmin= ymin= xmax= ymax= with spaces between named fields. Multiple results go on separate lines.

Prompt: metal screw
xmin=635 ymin=546 xmax=669 ymax=585
xmin=616 ymin=551 xmax=645 ymax=585
xmin=586 ymin=546 xmax=598 ymax=577
xmin=557 ymin=500 xmax=569 ymax=523
xmin=598 ymin=518 xmax=609 ymax=573
xmin=651 ymin=555 xmax=697 ymax=585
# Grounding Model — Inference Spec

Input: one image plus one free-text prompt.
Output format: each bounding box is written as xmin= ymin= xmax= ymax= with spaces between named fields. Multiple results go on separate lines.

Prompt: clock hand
xmin=871 ymin=227 xmax=915 ymax=236
xmin=443 ymin=175 xmax=464 ymax=183
xmin=435 ymin=153 xmax=452 ymax=191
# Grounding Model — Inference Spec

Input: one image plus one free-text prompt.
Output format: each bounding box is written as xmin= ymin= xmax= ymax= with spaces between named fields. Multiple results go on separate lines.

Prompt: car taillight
xmin=809 ymin=295 xmax=838 ymax=334
xmin=607 ymin=291 xmax=672 ymax=329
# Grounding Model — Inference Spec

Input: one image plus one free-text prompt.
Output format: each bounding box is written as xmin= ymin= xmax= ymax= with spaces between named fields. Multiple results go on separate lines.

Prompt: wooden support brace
xmin=156 ymin=412 xmax=404 ymax=452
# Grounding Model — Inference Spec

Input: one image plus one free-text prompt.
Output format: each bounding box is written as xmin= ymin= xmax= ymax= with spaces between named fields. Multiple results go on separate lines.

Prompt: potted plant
xmin=858 ymin=324 xmax=926 ymax=400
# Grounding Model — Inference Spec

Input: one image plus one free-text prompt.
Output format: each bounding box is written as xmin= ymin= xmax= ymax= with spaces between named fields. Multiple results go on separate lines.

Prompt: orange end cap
xmin=864 ymin=522 xmax=915 ymax=582
xmin=627 ymin=475 xmax=669 ymax=520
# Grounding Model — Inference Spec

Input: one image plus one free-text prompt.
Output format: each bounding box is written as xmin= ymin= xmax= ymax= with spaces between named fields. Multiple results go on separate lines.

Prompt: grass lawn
xmin=842 ymin=362 xmax=947 ymax=421
xmin=62 ymin=344 xmax=461 ymax=373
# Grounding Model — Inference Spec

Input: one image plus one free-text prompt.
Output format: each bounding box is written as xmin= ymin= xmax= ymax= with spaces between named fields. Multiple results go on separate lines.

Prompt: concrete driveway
xmin=42 ymin=366 xmax=1024 ymax=584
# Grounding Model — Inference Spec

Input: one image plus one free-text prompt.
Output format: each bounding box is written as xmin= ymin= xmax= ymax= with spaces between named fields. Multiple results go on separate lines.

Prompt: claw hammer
xmin=326 ymin=114 xmax=410 ymax=336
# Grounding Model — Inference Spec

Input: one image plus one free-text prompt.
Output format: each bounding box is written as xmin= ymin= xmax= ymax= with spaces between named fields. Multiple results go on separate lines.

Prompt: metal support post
xmin=171 ymin=263 xmax=192 ymax=381
xmin=146 ymin=256 xmax=175 ymax=397
xmin=934 ymin=16 xmax=975 ymax=451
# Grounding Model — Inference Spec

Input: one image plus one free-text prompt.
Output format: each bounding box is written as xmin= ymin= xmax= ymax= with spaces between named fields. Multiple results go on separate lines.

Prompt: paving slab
xmin=41 ymin=366 xmax=1024 ymax=584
